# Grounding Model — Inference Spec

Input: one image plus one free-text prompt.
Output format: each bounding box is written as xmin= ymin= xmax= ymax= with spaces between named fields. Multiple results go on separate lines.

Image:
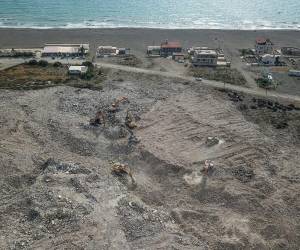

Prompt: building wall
xmin=41 ymin=52 xmax=80 ymax=57
xmin=147 ymin=49 xmax=161 ymax=56
xmin=255 ymin=43 xmax=273 ymax=54
xmin=161 ymin=47 xmax=182 ymax=57
xmin=192 ymin=55 xmax=217 ymax=66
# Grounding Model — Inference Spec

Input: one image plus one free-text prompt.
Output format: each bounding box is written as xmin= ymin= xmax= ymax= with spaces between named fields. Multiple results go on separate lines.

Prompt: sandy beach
xmin=1 ymin=28 xmax=300 ymax=55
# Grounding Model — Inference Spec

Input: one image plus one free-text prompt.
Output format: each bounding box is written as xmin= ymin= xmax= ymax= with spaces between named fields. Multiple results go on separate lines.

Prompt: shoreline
xmin=0 ymin=27 xmax=300 ymax=31
xmin=1 ymin=27 xmax=300 ymax=31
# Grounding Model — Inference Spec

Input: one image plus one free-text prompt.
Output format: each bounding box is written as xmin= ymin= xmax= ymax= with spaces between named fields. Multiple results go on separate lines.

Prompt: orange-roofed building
xmin=160 ymin=40 xmax=182 ymax=57
xmin=255 ymin=37 xmax=273 ymax=55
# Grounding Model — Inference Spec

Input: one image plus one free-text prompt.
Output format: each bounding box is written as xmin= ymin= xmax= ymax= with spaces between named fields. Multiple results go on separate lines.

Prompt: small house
xmin=68 ymin=66 xmax=88 ymax=75
xmin=160 ymin=41 xmax=182 ymax=57
xmin=147 ymin=46 xmax=161 ymax=57
xmin=97 ymin=46 xmax=118 ymax=57
xmin=118 ymin=48 xmax=130 ymax=55
xmin=172 ymin=53 xmax=185 ymax=62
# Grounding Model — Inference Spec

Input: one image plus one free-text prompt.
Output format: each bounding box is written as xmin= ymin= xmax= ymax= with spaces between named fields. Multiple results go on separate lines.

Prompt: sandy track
xmin=96 ymin=62 xmax=300 ymax=103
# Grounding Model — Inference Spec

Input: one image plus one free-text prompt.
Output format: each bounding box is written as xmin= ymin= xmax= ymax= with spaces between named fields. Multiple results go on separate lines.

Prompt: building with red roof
xmin=160 ymin=40 xmax=182 ymax=57
xmin=255 ymin=37 xmax=273 ymax=55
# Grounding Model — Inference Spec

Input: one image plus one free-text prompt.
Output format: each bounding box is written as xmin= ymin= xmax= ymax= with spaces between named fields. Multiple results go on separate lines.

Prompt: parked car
xmin=195 ymin=77 xmax=203 ymax=82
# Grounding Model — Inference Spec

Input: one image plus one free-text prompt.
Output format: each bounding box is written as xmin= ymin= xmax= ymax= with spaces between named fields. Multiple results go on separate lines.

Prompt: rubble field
xmin=0 ymin=69 xmax=299 ymax=249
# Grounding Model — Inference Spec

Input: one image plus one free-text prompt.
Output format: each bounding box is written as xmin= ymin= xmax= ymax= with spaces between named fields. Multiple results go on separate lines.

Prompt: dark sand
xmin=1 ymin=28 xmax=300 ymax=54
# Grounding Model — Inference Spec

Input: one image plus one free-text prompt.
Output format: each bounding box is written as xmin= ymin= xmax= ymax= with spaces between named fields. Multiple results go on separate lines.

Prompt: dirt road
xmin=1 ymin=57 xmax=300 ymax=103
xmin=95 ymin=61 xmax=300 ymax=103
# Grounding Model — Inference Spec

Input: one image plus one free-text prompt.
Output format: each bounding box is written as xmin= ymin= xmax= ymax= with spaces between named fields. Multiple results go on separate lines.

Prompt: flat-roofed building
xmin=289 ymin=70 xmax=300 ymax=77
xmin=68 ymin=66 xmax=88 ymax=75
xmin=160 ymin=41 xmax=182 ymax=57
xmin=41 ymin=44 xmax=89 ymax=57
xmin=192 ymin=49 xmax=218 ymax=66
xmin=147 ymin=46 xmax=161 ymax=57
xmin=97 ymin=46 xmax=118 ymax=57
xmin=188 ymin=47 xmax=210 ymax=56
xmin=118 ymin=48 xmax=130 ymax=55
xmin=261 ymin=54 xmax=280 ymax=65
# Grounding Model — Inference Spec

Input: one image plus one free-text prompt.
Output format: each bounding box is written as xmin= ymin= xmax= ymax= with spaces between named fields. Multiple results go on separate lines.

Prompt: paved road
xmin=95 ymin=62 xmax=300 ymax=103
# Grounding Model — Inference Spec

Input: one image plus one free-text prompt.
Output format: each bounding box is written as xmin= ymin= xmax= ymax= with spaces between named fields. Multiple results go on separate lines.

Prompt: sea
xmin=0 ymin=0 xmax=300 ymax=30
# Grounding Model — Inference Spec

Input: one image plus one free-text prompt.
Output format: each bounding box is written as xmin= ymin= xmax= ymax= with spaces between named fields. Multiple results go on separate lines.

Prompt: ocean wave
xmin=0 ymin=20 xmax=299 ymax=30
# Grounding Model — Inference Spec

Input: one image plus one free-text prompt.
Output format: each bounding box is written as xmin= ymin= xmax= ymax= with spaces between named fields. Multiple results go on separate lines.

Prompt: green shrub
xmin=80 ymin=70 xmax=94 ymax=80
xmin=256 ymin=78 xmax=273 ymax=89
xmin=53 ymin=61 xmax=63 ymax=67
xmin=82 ymin=61 xmax=94 ymax=68
xmin=239 ymin=49 xmax=255 ymax=56
xmin=27 ymin=59 xmax=38 ymax=65
xmin=38 ymin=60 xmax=48 ymax=67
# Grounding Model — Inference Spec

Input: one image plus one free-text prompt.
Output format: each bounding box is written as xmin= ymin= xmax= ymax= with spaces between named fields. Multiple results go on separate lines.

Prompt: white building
xmin=68 ymin=66 xmax=88 ymax=75
xmin=261 ymin=54 xmax=280 ymax=65
xmin=255 ymin=38 xmax=273 ymax=55
xmin=42 ymin=44 xmax=89 ymax=57
xmin=289 ymin=70 xmax=300 ymax=77
xmin=188 ymin=47 xmax=210 ymax=56
xmin=192 ymin=49 xmax=218 ymax=66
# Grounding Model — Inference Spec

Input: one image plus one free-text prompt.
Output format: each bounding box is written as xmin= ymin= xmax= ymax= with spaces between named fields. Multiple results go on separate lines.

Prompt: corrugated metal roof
xmin=42 ymin=46 xmax=79 ymax=54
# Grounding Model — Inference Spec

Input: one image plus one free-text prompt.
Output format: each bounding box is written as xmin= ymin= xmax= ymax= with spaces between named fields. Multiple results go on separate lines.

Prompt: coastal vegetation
xmin=0 ymin=61 xmax=106 ymax=90
xmin=239 ymin=48 xmax=255 ymax=56
xmin=189 ymin=66 xmax=247 ymax=85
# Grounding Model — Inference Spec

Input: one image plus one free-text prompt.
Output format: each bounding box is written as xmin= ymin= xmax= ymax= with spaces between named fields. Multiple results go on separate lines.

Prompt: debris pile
xmin=231 ymin=164 xmax=254 ymax=183
xmin=228 ymin=92 xmax=243 ymax=102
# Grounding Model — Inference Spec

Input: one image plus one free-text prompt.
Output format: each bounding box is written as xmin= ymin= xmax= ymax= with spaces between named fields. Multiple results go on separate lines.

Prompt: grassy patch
xmin=0 ymin=62 xmax=107 ymax=91
xmin=239 ymin=48 xmax=255 ymax=56
xmin=108 ymin=55 xmax=142 ymax=67
xmin=0 ymin=63 xmax=69 ymax=90
xmin=189 ymin=66 xmax=247 ymax=85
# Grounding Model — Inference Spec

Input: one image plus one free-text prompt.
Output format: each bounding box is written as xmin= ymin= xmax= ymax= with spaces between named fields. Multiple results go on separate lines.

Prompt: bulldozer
xmin=111 ymin=161 xmax=136 ymax=185
xmin=90 ymin=110 xmax=106 ymax=126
